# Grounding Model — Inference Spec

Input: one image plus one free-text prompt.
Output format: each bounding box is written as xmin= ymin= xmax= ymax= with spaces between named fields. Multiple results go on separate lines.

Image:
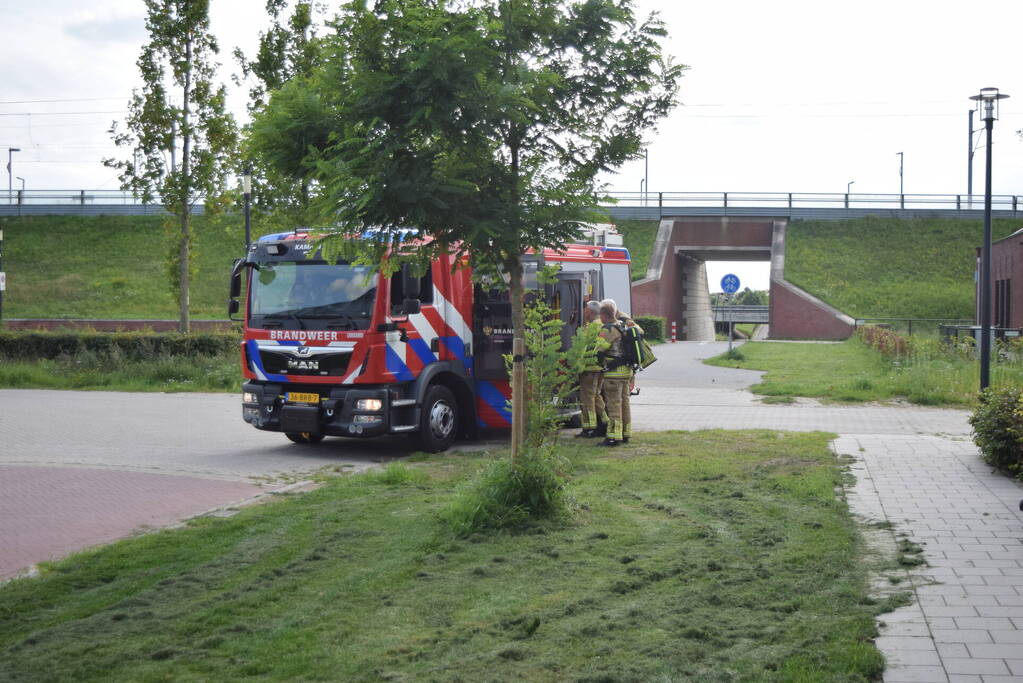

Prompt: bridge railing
xmin=606 ymin=191 xmax=1021 ymax=212
xmin=712 ymin=305 xmax=770 ymax=323
xmin=5 ymin=189 xmax=1021 ymax=212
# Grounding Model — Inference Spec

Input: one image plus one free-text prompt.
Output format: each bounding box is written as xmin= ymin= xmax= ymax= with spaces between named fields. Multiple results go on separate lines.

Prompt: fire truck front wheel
xmin=417 ymin=385 xmax=458 ymax=453
xmin=286 ymin=432 xmax=325 ymax=445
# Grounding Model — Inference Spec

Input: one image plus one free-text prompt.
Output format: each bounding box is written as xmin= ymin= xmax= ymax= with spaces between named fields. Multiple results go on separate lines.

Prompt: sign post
xmin=720 ymin=273 xmax=740 ymax=352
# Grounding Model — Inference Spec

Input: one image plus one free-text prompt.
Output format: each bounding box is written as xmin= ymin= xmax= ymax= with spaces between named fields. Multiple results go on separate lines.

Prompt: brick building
xmin=977 ymin=227 xmax=1023 ymax=328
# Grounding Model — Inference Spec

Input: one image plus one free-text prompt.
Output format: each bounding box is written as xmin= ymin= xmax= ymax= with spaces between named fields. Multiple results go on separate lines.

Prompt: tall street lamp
xmin=968 ymin=87 xmax=1009 ymax=391
xmin=242 ymin=163 xmax=252 ymax=250
xmin=846 ymin=180 xmax=854 ymax=194
xmin=896 ymin=152 xmax=904 ymax=196
xmin=967 ymin=108 xmax=976 ymax=203
xmin=7 ymin=147 xmax=20 ymax=205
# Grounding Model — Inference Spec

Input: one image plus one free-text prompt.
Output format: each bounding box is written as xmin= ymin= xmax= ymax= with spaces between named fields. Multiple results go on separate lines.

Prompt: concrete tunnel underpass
xmin=631 ymin=217 xmax=856 ymax=341
xmin=676 ymin=251 xmax=772 ymax=342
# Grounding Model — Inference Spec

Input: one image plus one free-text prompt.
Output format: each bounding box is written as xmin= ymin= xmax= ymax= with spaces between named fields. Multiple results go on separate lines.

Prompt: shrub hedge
xmin=857 ymin=324 xmax=909 ymax=358
xmin=634 ymin=315 xmax=665 ymax=342
xmin=0 ymin=330 xmax=241 ymax=361
xmin=969 ymin=387 xmax=1023 ymax=480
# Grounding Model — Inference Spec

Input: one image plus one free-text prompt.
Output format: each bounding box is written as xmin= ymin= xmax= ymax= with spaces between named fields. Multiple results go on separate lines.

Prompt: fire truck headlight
xmin=243 ymin=392 xmax=258 ymax=404
xmin=356 ymin=398 xmax=383 ymax=412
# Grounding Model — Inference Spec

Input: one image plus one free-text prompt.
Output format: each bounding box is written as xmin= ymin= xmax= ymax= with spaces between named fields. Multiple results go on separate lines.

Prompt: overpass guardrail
xmin=3 ymin=190 xmax=1021 ymax=217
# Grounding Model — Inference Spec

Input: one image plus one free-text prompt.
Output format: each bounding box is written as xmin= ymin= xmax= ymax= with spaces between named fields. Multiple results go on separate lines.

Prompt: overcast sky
xmin=2 ymin=0 xmax=1022 ymax=290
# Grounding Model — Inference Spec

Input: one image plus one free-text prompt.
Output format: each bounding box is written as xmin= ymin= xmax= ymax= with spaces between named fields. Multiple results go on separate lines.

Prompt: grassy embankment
xmin=0 ymin=214 xmax=245 ymax=320
xmin=785 ymin=216 xmax=1020 ymax=325
xmin=0 ymin=431 xmax=908 ymax=682
xmin=3 ymin=214 xmax=1013 ymax=323
xmin=707 ymin=336 xmax=1023 ymax=406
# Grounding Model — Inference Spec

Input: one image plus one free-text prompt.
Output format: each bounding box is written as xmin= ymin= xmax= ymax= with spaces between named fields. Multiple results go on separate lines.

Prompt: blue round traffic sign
xmin=720 ymin=273 xmax=740 ymax=294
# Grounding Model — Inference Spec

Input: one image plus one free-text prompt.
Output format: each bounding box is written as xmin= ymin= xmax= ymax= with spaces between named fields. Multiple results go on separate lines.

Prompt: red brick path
xmin=0 ymin=464 xmax=261 ymax=579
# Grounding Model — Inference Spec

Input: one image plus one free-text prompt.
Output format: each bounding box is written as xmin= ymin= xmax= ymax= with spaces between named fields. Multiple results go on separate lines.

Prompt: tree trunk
xmin=507 ymin=253 xmax=526 ymax=461
xmin=179 ymin=31 xmax=193 ymax=335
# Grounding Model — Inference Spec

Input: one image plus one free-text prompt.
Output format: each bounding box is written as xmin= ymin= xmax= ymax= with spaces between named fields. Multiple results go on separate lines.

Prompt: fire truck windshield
xmin=249 ymin=260 xmax=378 ymax=330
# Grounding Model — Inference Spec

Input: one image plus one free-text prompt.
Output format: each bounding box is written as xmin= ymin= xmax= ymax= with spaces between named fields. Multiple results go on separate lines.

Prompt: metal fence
xmin=607 ymin=191 xmax=1023 ymax=212
xmin=854 ymin=317 xmax=974 ymax=337
xmin=3 ymin=189 xmax=1022 ymax=218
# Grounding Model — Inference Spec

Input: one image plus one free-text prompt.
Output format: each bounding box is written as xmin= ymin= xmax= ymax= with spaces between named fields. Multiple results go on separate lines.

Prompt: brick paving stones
xmin=0 ymin=464 xmax=262 ymax=580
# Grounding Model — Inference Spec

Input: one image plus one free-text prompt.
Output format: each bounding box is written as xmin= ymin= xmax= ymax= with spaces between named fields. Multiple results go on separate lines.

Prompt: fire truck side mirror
xmin=229 ymin=258 xmax=244 ymax=298
xmin=228 ymin=258 xmax=244 ymax=321
xmin=400 ymin=263 xmax=422 ymax=299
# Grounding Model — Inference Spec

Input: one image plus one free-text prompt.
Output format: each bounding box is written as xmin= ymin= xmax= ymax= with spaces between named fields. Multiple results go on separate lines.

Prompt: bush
xmin=0 ymin=330 xmax=240 ymax=361
xmin=857 ymin=325 xmax=909 ymax=358
xmin=443 ymin=448 xmax=568 ymax=537
xmin=969 ymin=387 xmax=1023 ymax=480
xmin=634 ymin=315 xmax=665 ymax=342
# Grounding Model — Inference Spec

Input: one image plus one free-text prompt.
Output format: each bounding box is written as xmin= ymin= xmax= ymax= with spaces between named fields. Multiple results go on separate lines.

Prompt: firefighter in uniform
xmin=576 ymin=301 xmax=609 ymax=438
xmin=601 ymin=298 xmax=643 ymax=403
xmin=597 ymin=300 xmax=633 ymax=447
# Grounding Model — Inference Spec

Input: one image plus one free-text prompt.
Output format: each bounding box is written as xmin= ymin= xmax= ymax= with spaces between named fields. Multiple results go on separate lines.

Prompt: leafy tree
xmin=258 ymin=0 xmax=681 ymax=456
xmin=235 ymin=1 xmax=326 ymax=227
xmin=233 ymin=0 xmax=321 ymax=114
xmin=105 ymin=0 xmax=237 ymax=333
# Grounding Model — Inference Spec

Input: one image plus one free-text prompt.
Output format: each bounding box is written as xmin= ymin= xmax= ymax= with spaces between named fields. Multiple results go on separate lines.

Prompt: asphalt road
xmin=0 ymin=389 xmax=434 ymax=481
xmin=0 ymin=341 xmax=757 ymax=482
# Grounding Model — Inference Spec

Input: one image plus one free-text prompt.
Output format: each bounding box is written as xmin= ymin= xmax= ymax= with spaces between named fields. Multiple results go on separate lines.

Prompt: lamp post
xmin=896 ymin=152 xmax=903 ymax=196
xmin=969 ymin=87 xmax=1009 ymax=391
xmin=242 ymin=163 xmax=252 ymax=250
xmin=7 ymin=147 xmax=20 ymax=205
xmin=967 ymin=109 xmax=976 ymax=204
xmin=644 ymin=148 xmax=649 ymax=207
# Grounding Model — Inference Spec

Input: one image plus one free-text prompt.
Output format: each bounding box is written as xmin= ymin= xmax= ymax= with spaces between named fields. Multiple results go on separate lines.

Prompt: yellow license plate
xmin=286 ymin=392 xmax=320 ymax=404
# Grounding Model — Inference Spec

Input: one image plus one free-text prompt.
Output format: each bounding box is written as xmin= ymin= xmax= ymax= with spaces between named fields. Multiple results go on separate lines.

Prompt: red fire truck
xmin=228 ymin=228 xmax=632 ymax=451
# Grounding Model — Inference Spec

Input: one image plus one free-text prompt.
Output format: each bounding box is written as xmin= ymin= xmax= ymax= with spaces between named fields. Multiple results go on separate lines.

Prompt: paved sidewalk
xmin=0 ymin=464 xmax=262 ymax=580
xmin=840 ymin=435 xmax=1023 ymax=683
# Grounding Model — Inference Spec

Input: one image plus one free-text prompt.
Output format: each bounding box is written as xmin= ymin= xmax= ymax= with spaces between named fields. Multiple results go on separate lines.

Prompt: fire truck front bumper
xmin=242 ymin=383 xmax=418 ymax=438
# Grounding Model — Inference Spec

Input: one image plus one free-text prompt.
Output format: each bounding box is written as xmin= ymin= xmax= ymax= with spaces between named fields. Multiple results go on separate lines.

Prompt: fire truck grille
xmin=259 ymin=349 xmax=352 ymax=376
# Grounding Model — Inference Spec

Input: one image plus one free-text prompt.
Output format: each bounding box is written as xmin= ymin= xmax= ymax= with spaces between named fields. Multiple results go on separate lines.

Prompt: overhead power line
xmin=0 ymin=110 xmax=127 ymax=117
xmin=0 ymin=96 xmax=128 ymax=105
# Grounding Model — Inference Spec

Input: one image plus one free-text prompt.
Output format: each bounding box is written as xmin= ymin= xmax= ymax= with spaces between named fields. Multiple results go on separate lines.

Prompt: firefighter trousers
xmin=579 ymin=371 xmax=607 ymax=430
xmin=602 ymin=376 xmax=632 ymax=441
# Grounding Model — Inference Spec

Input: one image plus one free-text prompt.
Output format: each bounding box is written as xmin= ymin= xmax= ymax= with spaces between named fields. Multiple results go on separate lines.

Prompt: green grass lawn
xmin=785 ymin=216 xmax=1020 ymax=319
xmin=707 ymin=338 xmax=1023 ymax=406
xmin=0 ymin=214 xmax=246 ymax=320
xmin=0 ymin=432 xmax=903 ymax=682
